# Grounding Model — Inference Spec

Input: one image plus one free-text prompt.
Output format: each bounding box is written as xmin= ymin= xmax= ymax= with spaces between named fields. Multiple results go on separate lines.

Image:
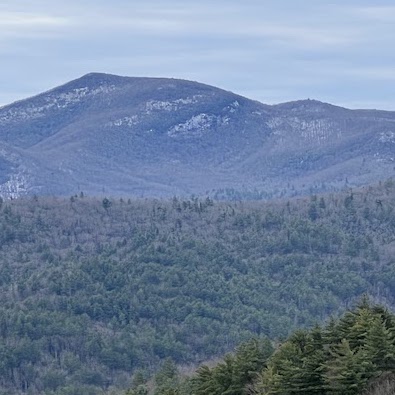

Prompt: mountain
xmin=0 ymin=73 xmax=394 ymax=198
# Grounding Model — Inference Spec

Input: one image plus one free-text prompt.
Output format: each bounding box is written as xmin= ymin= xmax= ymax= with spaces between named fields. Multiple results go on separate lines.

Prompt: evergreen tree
xmin=192 ymin=338 xmax=273 ymax=395
xmin=193 ymin=365 xmax=219 ymax=395
xmin=323 ymin=339 xmax=373 ymax=395
xmin=364 ymin=317 xmax=395 ymax=372
xmin=154 ymin=358 xmax=180 ymax=395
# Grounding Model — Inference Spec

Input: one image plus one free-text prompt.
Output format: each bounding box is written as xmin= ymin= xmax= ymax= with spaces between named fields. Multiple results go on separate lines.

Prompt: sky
xmin=1 ymin=0 xmax=395 ymax=109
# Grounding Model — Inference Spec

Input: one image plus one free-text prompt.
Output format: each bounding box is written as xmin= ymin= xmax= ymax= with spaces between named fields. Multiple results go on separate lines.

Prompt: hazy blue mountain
xmin=0 ymin=73 xmax=394 ymax=198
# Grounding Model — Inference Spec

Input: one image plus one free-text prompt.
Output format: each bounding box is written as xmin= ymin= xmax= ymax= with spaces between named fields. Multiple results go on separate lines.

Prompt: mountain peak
xmin=273 ymin=98 xmax=347 ymax=113
xmin=0 ymin=74 xmax=394 ymax=199
xmin=58 ymin=72 xmax=132 ymax=91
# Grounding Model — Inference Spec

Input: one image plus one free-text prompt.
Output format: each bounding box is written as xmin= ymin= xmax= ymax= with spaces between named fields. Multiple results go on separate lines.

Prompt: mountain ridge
xmin=0 ymin=73 xmax=394 ymax=198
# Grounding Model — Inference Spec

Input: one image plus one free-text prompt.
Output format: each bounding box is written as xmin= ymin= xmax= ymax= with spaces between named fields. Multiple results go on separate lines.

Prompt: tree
xmin=324 ymin=339 xmax=373 ymax=395
xmin=364 ymin=317 xmax=395 ymax=372
xmin=192 ymin=338 xmax=273 ymax=395
xmin=154 ymin=358 xmax=180 ymax=395
xmin=102 ymin=197 xmax=112 ymax=210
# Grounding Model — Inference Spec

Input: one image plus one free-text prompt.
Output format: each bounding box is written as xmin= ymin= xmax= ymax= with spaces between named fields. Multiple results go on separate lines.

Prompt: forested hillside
xmin=143 ymin=299 xmax=395 ymax=395
xmin=1 ymin=180 xmax=395 ymax=394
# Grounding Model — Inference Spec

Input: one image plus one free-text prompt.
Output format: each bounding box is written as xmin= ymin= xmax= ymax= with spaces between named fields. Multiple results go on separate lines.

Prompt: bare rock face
xmin=0 ymin=73 xmax=394 ymax=199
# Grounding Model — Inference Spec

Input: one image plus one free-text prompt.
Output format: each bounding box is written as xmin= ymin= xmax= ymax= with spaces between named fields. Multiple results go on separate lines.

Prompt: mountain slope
xmin=0 ymin=73 xmax=394 ymax=198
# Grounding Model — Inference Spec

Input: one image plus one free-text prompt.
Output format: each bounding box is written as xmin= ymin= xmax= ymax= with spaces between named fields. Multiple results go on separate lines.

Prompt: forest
xmin=0 ymin=179 xmax=395 ymax=393
xmin=136 ymin=298 xmax=395 ymax=395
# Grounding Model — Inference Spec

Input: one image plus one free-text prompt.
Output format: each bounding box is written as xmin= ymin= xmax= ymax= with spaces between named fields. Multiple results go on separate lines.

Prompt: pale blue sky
xmin=1 ymin=0 xmax=395 ymax=109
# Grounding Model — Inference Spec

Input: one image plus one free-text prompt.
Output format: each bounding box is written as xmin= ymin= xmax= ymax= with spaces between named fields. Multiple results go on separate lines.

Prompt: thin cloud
xmin=344 ymin=67 xmax=395 ymax=81
xmin=0 ymin=11 xmax=71 ymax=40
xmin=354 ymin=6 xmax=395 ymax=21
xmin=0 ymin=0 xmax=394 ymax=111
xmin=73 ymin=7 xmax=360 ymax=49
xmin=0 ymin=11 xmax=69 ymax=27
xmin=230 ymin=24 xmax=358 ymax=48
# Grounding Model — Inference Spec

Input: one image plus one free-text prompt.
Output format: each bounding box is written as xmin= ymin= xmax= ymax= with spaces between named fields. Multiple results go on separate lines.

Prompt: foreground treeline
xmin=130 ymin=300 xmax=395 ymax=395
xmin=0 ymin=180 xmax=395 ymax=393
xmin=125 ymin=338 xmax=274 ymax=395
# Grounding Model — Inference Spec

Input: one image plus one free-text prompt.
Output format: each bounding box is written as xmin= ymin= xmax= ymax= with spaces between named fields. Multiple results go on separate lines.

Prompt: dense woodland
xmin=0 ymin=180 xmax=395 ymax=393
xmin=137 ymin=299 xmax=395 ymax=395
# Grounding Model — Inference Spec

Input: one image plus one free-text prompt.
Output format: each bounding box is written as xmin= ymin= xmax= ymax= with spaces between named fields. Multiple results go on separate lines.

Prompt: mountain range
xmin=0 ymin=73 xmax=394 ymax=198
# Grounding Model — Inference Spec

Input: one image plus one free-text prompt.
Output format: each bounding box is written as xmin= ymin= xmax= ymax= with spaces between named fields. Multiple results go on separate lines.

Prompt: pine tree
xmin=192 ymin=338 xmax=273 ymax=395
xmin=322 ymin=316 xmax=341 ymax=346
xmin=192 ymin=365 xmax=219 ymax=395
xmin=154 ymin=358 xmax=180 ymax=395
xmin=324 ymin=339 xmax=373 ymax=395
xmin=259 ymin=341 xmax=303 ymax=394
xmin=364 ymin=317 xmax=395 ymax=372
xmin=229 ymin=338 xmax=273 ymax=394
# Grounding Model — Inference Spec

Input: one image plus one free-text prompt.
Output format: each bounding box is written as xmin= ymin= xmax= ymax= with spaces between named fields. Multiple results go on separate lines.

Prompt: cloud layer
xmin=1 ymin=0 xmax=395 ymax=109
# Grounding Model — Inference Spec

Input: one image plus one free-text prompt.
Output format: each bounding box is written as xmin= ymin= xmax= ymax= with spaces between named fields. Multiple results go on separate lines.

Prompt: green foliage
xmin=0 ymin=182 xmax=394 ymax=393
xmin=191 ymin=338 xmax=273 ymax=395
xmin=254 ymin=299 xmax=395 ymax=395
xmin=153 ymin=358 xmax=179 ymax=395
xmin=324 ymin=339 xmax=373 ymax=394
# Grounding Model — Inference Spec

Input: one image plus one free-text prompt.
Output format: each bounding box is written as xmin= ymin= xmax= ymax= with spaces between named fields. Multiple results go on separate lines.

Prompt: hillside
xmin=0 ymin=181 xmax=395 ymax=393
xmin=0 ymin=73 xmax=395 ymax=198
xmin=145 ymin=299 xmax=395 ymax=395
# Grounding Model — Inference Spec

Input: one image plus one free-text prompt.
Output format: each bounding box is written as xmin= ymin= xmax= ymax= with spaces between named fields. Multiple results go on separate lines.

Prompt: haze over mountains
xmin=0 ymin=73 xmax=394 ymax=198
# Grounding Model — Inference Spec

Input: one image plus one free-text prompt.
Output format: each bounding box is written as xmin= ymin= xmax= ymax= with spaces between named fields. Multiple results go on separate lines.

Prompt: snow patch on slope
xmin=108 ymin=115 xmax=139 ymax=128
xmin=0 ymin=171 xmax=30 ymax=199
xmin=379 ymin=131 xmax=395 ymax=143
xmin=168 ymin=114 xmax=230 ymax=138
xmin=145 ymin=95 xmax=203 ymax=113
xmin=0 ymin=85 xmax=117 ymax=124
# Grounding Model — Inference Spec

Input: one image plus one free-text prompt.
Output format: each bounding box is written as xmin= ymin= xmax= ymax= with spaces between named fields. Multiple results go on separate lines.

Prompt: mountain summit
xmin=0 ymin=73 xmax=394 ymax=198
